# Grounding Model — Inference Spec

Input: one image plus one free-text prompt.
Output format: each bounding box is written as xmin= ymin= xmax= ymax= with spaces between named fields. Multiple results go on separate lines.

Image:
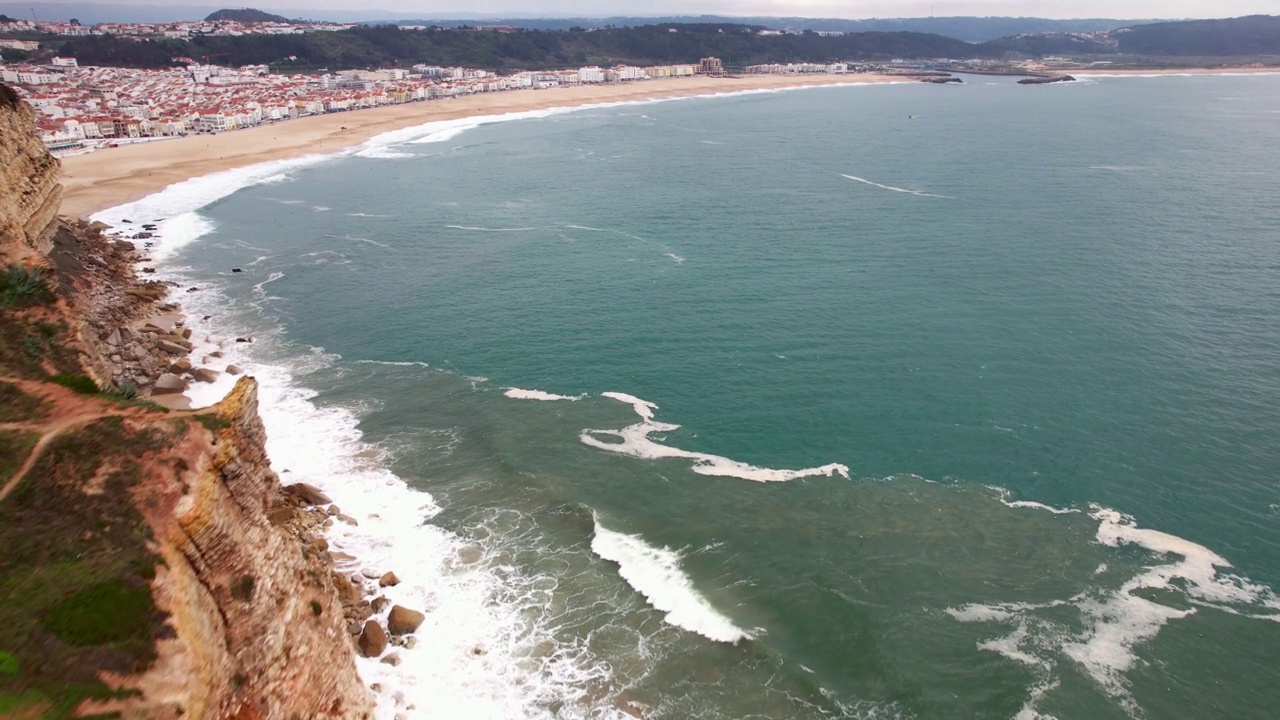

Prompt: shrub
xmin=0 ymin=265 xmax=54 ymax=308
xmin=49 ymin=373 xmax=99 ymax=395
xmin=104 ymin=383 xmax=139 ymax=400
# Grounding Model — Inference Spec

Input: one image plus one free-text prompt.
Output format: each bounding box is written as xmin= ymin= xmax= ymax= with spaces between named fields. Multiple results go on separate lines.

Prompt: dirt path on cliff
xmin=0 ymin=374 xmax=198 ymax=504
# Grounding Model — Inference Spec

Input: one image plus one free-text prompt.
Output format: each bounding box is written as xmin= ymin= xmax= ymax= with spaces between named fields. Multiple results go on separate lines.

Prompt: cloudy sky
xmin=19 ymin=0 xmax=1278 ymax=19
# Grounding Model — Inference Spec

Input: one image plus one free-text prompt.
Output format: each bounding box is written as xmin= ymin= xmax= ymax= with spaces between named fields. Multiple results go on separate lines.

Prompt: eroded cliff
xmin=0 ymin=83 xmax=62 ymax=260
xmin=0 ymin=82 xmax=372 ymax=719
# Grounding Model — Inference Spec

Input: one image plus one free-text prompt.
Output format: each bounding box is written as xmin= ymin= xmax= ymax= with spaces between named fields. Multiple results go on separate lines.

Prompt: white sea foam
xmin=409 ymin=125 xmax=476 ymax=144
xmin=582 ymin=393 xmax=849 ymax=482
xmin=134 ymin=276 xmax=632 ymax=720
xmin=355 ymin=147 xmax=416 ymax=159
xmin=988 ymin=487 xmax=1079 ymax=515
xmin=91 ymin=153 xmax=336 ymax=258
xmin=664 ymin=252 xmax=685 ymax=264
xmin=503 ymin=388 xmax=584 ymax=401
xmin=840 ymin=174 xmax=953 ymax=199
xmin=591 ymin=517 xmax=753 ymax=644
xmin=446 ymin=225 xmax=538 ymax=232
xmin=948 ymin=502 xmax=1280 ymax=715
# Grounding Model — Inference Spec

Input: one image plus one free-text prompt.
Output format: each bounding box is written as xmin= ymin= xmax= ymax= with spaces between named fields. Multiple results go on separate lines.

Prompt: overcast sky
xmin=19 ymin=0 xmax=1278 ymax=19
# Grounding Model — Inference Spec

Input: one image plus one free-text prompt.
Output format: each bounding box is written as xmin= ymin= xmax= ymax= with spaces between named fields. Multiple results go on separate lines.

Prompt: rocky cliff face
xmin=0 ymin=82 xmax=373 ymax=719
xmin=0 ymin=83 xmax=62 ymax=259
xmin=94 ymin=378 xmax=374 ymax=719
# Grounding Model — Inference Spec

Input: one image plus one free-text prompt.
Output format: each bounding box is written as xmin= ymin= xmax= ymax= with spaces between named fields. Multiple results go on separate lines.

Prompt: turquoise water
xmin=122 ymin=74 xmax=1280 ymax=719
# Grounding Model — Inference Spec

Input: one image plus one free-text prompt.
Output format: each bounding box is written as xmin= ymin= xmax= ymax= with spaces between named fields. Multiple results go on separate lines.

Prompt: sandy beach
xmin=58 ymin=73 xmax=901 ymax=219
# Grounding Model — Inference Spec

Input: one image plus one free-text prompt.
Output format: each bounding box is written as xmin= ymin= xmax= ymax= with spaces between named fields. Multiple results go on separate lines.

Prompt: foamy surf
xmin=503 ymin=388 xmax=585 ymax=401
xmin=582 ymin=392 xmax=850 ymax=482
xmin=841 ymin=173 xmax=953 ymax=199
xmin=97 ymin=183 xmax=642 ymax=720
xmin=591 ymin=517 xmax=754 ymax=644
xmin=947 ymin=503 xmax=1280 ymax=717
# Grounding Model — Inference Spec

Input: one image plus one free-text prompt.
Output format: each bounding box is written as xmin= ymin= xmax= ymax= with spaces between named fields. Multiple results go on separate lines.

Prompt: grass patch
xmin=0 ymin=430 xmax=39 ymax=486
xmin=0 ymin=265 xmax=54 ymax=309
xmin=0 ymin=689 xmax=45 ymax=714
xmin=101 ymin=383 xmax=138 ymax=401
xmin=48 ymin=373 xmax=98 ymax=395
xmin=0 ymin=317 xmax=81 ymax=381
xmin=0 ymin=382 xmax=50 ymax=423
xmin=0 ymin=418 xmax=170 ymax=717
xmin=194 ymin=414 xmax=230 ymax=433
xmin=0 ymin=651 xmax=17 ymax=674
xmin=42 ymin=580 xmax=154 ymax=647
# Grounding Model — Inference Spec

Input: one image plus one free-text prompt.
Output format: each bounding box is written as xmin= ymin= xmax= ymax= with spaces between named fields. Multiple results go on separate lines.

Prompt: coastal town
xmin=0 ymin=53 xmax=883 ymax=155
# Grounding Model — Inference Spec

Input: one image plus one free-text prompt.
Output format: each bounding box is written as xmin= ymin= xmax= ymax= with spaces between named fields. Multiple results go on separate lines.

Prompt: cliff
xmin=0 ymin=84 xmax=62 ymax=260
xmin=0 ymin=82 xmax=373 ymax=718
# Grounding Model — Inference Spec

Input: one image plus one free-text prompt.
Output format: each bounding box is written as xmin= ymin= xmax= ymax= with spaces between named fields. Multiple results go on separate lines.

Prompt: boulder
xmin=157 ymin=340 xmax=189 ymax=355
xmin=226 ymin=364 xmax=243 ymax=375
xmin=180 ymin=327 xmax=193 ymax=339
xmin=370 ymin=596 xmax=391 ymax=614
xmin=170 ymin=358 xmax=192 ymax=373
xmin=379 ymin=572 xmax=400 ymax=587
xmin=387 ymin=605 xmax=425 ymax=635
xmin=152 ymin=373 xmax=187 ymax=395
xmin=380 ymin=653 xmax=402 ymax=666
xmin=283 ymin=482 xmax=332 ymax=505
xmin=190 ymin=367 xmax=219 ymax=383
xmin=103 ymin=328 xmax=122 ymax=346
xmin=358 ymin=620 xmax=387 ymax=658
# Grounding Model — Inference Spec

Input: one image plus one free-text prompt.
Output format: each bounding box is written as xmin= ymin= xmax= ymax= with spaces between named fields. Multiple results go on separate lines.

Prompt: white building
xmin=577 ymin=66 xmax=605 ymax=83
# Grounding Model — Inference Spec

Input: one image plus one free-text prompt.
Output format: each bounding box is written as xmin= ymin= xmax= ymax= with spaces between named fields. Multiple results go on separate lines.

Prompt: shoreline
xmin=59 ymin=73 xmax=903 ymax=219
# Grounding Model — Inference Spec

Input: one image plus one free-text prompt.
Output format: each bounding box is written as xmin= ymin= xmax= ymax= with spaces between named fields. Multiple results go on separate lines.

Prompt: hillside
xmin=204 ymin=7 xmax=288 ymax=23
xmin=406 ymin=15 xmax=1143 ymax=43
xmin=54 ymin=23 xmax=983 ymax=70
xmin=36 ymin=14 xmax=1280 ymax=71
xmin=1114 ymin=14 xmax=1280 ymax=55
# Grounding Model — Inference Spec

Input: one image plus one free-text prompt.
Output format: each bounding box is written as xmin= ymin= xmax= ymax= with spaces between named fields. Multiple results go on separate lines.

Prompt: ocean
xmin=95 ymin=73 xmax=1280 ymax=720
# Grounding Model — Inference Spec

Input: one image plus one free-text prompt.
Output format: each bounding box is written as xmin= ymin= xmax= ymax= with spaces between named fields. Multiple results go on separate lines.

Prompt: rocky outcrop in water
xmin=1018 ymin=75 xmax=1077 ymax=84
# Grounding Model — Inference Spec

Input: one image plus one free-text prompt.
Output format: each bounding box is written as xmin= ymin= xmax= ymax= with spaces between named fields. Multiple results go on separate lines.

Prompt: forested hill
xmin=1112 ymin=15 xmax=1280 ymax=55
xmin=406 ymin=16 xmax=1140 ymax=43
xmin=42 ymin=15 xmax=1280 ymax=71
xmin=204 ymin=8 xmax=289 ymax=23
xmin=52 ymin=24 xmax=985 ymax=70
